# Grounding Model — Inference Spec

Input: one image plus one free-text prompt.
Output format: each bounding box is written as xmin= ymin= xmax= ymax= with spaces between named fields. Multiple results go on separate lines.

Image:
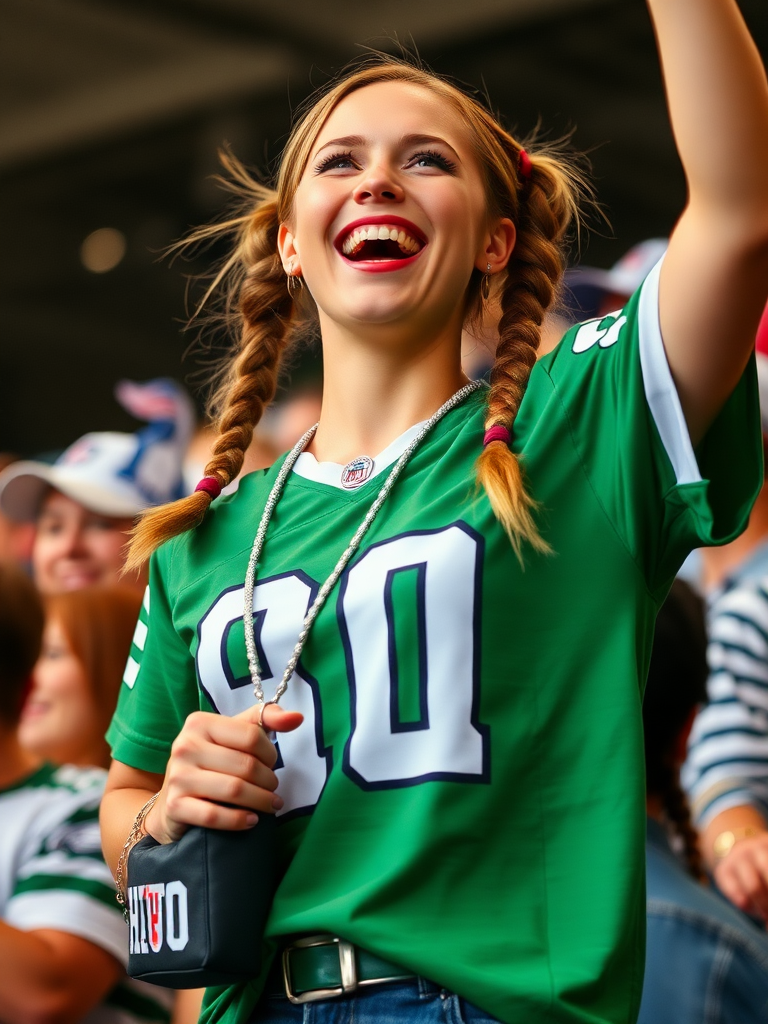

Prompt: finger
xmin=715 ymin=860 xmax=753 ymax=912
xmin=236 ymin=704 xmax=304 ymax=733
xmin=263 ymin=705 xmax=304 ymax=733
xmin=166 ymin=767 xmax=280 ymax=816
xmin=177 ymin=712 xmax=269 ymax=761
xmin=728 ymin=852 xmax=768 ymax=919
xmin=749 ymin=841 xmax=768 ymax=886
xmin=164 ymin=795 xmax=262 ymax=833
xmin=187 ymin=745 xmax=279 ymax=792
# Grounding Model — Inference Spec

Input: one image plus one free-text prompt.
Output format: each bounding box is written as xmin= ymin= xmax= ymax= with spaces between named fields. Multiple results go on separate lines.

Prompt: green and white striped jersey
xmin=0 ymin=763 xmax=172 ymax=1024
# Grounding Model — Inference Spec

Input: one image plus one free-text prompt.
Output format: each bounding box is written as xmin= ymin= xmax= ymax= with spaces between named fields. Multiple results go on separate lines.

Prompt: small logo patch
xmin=341 ymin=455 xmax=374 ymax=489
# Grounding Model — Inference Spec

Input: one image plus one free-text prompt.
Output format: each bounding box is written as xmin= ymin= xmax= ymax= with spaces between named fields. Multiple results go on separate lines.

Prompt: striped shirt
xmin=0 ymin=763 xmax=172 ymax=1024
xmin=683 ymin=542 xmax=768 ymax=827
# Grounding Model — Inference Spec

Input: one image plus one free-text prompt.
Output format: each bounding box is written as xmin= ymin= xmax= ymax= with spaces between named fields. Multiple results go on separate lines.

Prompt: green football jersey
xmin=108 ymin=263 xmax=761 ymax=1024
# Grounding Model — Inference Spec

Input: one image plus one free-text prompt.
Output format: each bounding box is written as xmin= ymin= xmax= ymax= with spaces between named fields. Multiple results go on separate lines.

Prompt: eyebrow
xmin=312 ymin=133 xmax=463 ymax=163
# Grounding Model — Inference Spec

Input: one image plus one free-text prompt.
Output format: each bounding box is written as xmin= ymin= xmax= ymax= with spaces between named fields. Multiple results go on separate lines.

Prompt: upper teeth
xmin=341 ymin=224 xmax=422 ymax=256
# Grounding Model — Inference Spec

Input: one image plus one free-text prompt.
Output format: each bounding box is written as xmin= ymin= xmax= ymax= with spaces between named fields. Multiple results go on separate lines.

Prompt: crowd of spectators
xmin=2 ymin=251 xmax=768 ymax=1023
xmin=0 ymin=375 xmax=320 ymax=1023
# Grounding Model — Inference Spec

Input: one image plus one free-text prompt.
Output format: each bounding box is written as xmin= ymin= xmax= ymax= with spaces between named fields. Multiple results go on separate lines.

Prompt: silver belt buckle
xmin=282 ymin=934 xmax=357 ymax=1005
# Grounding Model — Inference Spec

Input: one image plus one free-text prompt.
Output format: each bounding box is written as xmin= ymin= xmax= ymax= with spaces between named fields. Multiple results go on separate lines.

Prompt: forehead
xmin=38 ymin=489 xmax=85 ymax=518
xmin=314 ymin=80 xmax=471 ymax=150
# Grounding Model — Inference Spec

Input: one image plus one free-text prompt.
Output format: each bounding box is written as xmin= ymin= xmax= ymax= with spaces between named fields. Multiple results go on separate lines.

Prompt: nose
xmin=58 ymin=522 xmax=89 ymax=558
xmin=353 ymin=166 xmax=404 ymax=205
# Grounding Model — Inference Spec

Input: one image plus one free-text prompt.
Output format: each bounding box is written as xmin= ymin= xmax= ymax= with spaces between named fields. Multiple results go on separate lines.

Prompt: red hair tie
xmin=483 ymin=425 xmax=511 ymax=447
xmin=195 ymin=476 xmax=222 ymax=500
xmin=518 ymin=149 xmax=533 ymax=183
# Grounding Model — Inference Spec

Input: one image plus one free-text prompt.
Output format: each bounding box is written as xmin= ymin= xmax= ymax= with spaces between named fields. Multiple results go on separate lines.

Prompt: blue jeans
xmin=249 ymin=978 xmax=500 ymax=1024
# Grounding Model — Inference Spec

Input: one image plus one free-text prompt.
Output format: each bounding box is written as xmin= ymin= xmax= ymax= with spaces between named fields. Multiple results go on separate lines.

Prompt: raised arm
xmin=649 ymin=0 xmax=768 ymax=444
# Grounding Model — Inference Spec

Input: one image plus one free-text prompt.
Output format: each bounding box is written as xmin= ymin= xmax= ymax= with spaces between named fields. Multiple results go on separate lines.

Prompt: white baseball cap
xmin=0 ymin=378 xmax=195 ymax=523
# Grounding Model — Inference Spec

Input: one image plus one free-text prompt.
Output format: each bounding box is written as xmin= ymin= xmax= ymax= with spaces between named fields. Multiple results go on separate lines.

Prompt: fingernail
xmin=272 ymin=794 xmax=284 ymax=810
xmin=245 ymin=812 xmax=258 ymax=826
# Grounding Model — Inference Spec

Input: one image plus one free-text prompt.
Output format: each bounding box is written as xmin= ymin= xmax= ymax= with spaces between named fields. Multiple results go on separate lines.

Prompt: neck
xmin=40 ymin=738 xmax=108 ymax=771
xmin=701 ymin=478 xmax=768 ymax=591
xmin=0 ymin=726 xmax=41 ymax=790
xmin=311 ymin=314 xmax=469 ymax=465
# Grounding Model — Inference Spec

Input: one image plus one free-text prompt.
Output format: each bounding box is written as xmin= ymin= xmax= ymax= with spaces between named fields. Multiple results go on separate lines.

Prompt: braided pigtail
xmin=656 ymin=757 xmax=707 ymax=883
xmin=125 ymin=168 xmax=295 ymax=571
xmin=477 ymin=149 xmax=578 ymax=563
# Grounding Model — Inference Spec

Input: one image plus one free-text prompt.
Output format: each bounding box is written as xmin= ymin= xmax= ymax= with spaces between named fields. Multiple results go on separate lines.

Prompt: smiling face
xmin=279 ymin=80 xmax=515 ymax=344
xmin=33 ymin=490 xmax=135 ymax=595
xmin=19 ymin=617 xmax=101 ymax=767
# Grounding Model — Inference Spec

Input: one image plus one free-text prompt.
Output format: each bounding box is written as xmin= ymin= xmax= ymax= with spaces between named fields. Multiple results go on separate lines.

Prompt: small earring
xmin=286 ymin=260 xmax=303 ymax=295
xmin=480 ymin=263 xmax=492 ymax=302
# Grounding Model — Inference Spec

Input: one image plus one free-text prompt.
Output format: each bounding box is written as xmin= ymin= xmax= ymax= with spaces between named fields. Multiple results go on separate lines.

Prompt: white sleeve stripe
xmin=16 ymin=851 xmax=115 ymax=884
xmin=695 ymin=791 xmax=768 ymax=828
xmin=133 ymin=619 xmax=148 ymax=651
xmin=5 ymin=891 xmax=128 ymax=965
xmin=714 ymin=596 xmax=768 ymax=639
xmin=638 ymin=257 xmax=702 ymax=486
xmin=714 ymin=588 xmax=768 ymax=620
xmin=711 ymin=617 xmax=768 ymax=656
xmin=685 ymin=733 xmax=768 ymax=767
xmin=709 ymin=647 xmax=768 ymax=682
xmin=123 ymin=657 xmax=139 ymax=689
xmin=708 ymin=672 xmax=768 ymax=704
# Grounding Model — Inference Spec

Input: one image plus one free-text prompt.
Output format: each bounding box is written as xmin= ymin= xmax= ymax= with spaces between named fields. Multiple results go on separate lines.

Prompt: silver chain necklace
xmin=243 ymin=380 xmax=483 ymax=708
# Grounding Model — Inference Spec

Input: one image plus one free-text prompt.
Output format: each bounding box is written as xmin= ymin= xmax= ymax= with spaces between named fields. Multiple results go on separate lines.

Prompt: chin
xmin=339 ymin=294 xmax=423 ymax=328
xmin=59 ymin=574 xmax=99 ymax=591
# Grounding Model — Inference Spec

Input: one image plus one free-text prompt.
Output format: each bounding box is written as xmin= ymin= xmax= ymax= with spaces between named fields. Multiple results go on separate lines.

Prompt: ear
xmin=475 ymin=217 xmax=516 ymax=275
xmin=277 ymin=223 xmax=302 ymax=277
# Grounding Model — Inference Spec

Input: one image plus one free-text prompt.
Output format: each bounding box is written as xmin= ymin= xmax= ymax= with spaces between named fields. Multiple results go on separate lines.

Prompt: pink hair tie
xmin=195 ymin=476 xmax=222 ymax=500
xmin=483 ymin=425 xmax=511 ymax=447
xmin=518 ymin=149 xmax=533 ymax=183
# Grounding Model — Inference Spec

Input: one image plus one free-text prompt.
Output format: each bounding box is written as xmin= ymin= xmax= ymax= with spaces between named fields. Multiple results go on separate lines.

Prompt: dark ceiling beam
xmin=0 ymin=0 xmax=297 ymax=171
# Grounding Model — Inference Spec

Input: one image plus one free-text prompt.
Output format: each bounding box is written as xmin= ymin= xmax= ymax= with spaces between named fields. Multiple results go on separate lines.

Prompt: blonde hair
xmin=127 ymin=58 xmax=584 ymax=570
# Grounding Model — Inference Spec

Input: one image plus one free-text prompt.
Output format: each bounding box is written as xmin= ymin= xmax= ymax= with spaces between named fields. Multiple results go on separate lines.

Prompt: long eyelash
xmin=314 ymin=150 xmax=354 ymax=174
xmin=414 ymin=149 xmax=457 ymax=172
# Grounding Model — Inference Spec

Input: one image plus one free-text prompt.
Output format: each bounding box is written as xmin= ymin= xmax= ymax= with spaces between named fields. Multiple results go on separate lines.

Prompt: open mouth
xmin=338 ymin=222 xmax=426 ymax=264
xmin=21 ymin=700 xmax=49 ymax=719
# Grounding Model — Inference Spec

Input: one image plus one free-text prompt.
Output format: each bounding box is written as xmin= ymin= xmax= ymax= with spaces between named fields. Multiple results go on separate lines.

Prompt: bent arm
xmin=648 ymin=0 xmax=768 ymax=443
xmin=0 ymin=924 xmax=122 ymax=1024
xmin=101 ymin=704 xmax=303 ymax=875
xmin=101 ymin=761 xmax=164 ymax=876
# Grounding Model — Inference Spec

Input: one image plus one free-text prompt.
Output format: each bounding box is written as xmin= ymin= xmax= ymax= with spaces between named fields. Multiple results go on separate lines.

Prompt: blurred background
xmin=2 ymin=0 xmax=767 ymax=457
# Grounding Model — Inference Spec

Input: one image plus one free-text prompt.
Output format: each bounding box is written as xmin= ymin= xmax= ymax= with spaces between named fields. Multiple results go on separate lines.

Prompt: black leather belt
xmin=272 ymin=935 xmax=413 ymax=1004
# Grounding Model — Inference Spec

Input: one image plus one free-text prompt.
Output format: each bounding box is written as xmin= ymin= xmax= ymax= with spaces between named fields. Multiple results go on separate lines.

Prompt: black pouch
xmin=126 ymin=816 xmax=276 ymax=988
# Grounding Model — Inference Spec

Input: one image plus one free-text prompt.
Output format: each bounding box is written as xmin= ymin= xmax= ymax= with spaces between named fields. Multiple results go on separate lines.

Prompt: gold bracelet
xmin=712 ymin=826 xmax=761 ymax=861
xmin=115 ymin=792 xmax=160 ymax=920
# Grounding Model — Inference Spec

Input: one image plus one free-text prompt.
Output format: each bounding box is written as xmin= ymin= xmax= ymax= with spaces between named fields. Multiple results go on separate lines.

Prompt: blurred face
xmin=280 ymin=81 xmax=515 ymax=342
xmin=33 ymin=490 xmax=134 ymax=595
xmin=19 ymin=617 xmax=100 ymax=766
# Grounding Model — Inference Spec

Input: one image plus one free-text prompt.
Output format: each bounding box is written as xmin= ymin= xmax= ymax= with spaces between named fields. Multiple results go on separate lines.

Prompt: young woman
xmin=19 ymin=585 xmax=143 ymax=769
xmin=17 ymin=583 xmax=201 ymax=1024
xmin=101 ymin=2 xmax=768 ymax=1022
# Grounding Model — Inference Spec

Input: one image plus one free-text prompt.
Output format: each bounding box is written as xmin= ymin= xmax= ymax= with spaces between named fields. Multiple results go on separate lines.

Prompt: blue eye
xmin=409 ymin=150 xmax=457 ymax=173
xmin=315 ymin=151 xmax=356 ymax=173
